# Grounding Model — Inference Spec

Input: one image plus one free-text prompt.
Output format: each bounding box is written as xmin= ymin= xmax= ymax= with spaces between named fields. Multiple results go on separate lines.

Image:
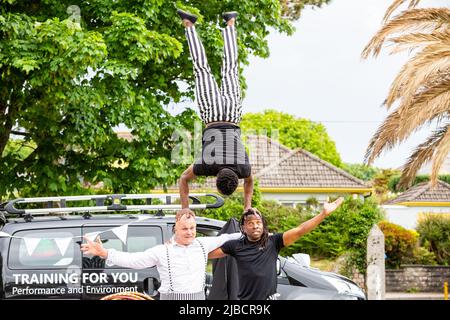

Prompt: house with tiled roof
xmin=382 ymin=180 xmax=450 ymax=229
xmin=116 ymin=131 xmax=134 ymax=142
xmin=164 ymin=135 xmax=372 ymax=207
xmin=244 ymin=135 xmax=371 ymax=206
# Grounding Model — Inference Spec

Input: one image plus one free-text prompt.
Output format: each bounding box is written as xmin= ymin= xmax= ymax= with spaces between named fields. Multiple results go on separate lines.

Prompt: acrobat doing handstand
xmin=177 ymin=9 xmax=254 ymax=210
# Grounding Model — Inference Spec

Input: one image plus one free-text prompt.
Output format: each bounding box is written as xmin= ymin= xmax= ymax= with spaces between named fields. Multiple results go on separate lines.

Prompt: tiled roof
xmin=184 ymin=135 xmax=368 ymax=190
xmin=246 ymin=135 xmax=368 ymax=188
xmin=116 ymin=131 xmax=134 ymax=142
xmin=385 ymin=180 xmax=450 ymax=204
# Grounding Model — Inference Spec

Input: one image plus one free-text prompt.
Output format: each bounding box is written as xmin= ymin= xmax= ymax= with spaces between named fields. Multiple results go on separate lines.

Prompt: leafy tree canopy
xmin=280 ymin=0 xmax=331 ymax=20
xmin=0 ymin=0 xmax=304 ymax=198
xmin=240 ymin=109 xmax=342 ymax=167
xmin=342 ymin=163 xmax=381 ymax=181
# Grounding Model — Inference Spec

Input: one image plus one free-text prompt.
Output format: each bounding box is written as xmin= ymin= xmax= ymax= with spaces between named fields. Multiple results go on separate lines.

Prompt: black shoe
xmin=177 ymin=9 xmax=197 ymax=24
xmin=222 ymin=11 xmax=238 ymax=23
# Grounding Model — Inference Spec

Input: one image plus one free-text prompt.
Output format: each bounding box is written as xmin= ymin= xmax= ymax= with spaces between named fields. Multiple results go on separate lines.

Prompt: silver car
xmin=276 ymin=254 xmax=366 ymax=300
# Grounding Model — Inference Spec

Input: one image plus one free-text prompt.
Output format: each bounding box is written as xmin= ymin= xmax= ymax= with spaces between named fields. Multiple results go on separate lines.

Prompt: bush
xmin=281 ymin=197 xmax=383 ymax=265
xmin=416 ymin=213 xmax=450 ymax=265
xmin=318 ymin=197 xmax=383 ymax=275
xmin=379 ymin=221 xmax=419 ymax=268
xmin=203 ymin=193 xmax=384 ymax=276
xmin=405 ymin=246 xmax=437 ymax=266
xmin=379 ymin=220 xmax=438 ymax=268
xmin=201 ymin=193 xmax=246 ymax=222
xmin=200 ymin=180 xmax=263 ymax=221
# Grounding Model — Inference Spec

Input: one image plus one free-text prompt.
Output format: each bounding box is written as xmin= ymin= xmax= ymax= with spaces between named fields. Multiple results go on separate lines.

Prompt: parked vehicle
xmin=276 ymin=255 xmax=365 ymax=300
xmin=0 ymin=194 xmax=365 ymax=300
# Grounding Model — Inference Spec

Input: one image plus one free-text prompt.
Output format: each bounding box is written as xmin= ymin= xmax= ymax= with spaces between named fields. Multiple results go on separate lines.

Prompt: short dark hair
xmin=216 ymin=168 xmax=239 ymax=196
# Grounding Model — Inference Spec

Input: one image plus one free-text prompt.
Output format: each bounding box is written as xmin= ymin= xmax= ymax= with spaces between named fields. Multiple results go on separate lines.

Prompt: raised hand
xmin=323 ymin=197 xmax=344 ymax=216
xmin=80 ymin=236 xmax=107 ymax=258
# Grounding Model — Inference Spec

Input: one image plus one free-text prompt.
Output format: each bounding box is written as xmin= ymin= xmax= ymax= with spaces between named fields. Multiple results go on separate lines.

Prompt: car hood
xmin=280 ymin=256 xmax=366 ymax=299
xmin=277 ymin=285 xmax=357 ymax=300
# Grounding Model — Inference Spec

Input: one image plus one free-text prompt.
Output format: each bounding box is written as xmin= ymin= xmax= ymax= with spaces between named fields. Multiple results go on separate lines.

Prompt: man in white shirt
xmin=80 ymin=209 xmax=241 ymax=300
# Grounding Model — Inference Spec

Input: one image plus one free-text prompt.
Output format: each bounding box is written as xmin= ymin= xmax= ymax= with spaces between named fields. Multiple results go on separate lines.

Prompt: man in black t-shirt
xmin=208 ymin=197 xmax=344 ymax=300
xmin=176 ymin=9 xmax=253 ymax=210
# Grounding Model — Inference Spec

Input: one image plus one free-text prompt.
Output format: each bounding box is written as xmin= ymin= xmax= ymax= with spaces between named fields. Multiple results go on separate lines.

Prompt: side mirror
xmin=276 ymin=258 xmax=281 ymax=276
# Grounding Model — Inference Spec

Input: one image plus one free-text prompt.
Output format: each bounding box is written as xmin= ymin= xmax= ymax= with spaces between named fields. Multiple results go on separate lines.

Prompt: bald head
xmin=175 ymin=208 xmax=195 ymax=222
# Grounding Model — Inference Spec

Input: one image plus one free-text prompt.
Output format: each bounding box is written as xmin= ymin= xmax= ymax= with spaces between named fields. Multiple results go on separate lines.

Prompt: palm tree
xmin=362 ymin=0 xmax=450 ymax=189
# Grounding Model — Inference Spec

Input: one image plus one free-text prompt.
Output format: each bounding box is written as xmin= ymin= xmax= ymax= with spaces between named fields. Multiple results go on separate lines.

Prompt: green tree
xmin=240 ymin=110 xmax=342 ymax=167
xmin=341 ymin=163 xmax=381 ymax=181
xmin=417 ymin=213 xmax=450 ymax=265
xmin=388 ymin=174 xmax=450 ymax=192
xmin=372 ymin=168 xmax=399 ymax=202
xmin=1 ymin=0 xmax=302 ymax=198
xmin=293 ymin=197 xmax=383 ymax=269
xmin=2 ymin=138 xmax=35 ymax=161
xmin=280 ymin=0 xmax=331 ymax=20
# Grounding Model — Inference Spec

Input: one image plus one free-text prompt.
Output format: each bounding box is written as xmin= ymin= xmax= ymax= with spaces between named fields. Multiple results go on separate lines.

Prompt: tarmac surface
xmin=385 ymin=292 xmax=446 ymax=300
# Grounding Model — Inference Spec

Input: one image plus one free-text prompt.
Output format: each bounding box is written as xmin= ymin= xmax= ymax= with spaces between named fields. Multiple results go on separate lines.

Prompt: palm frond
xmin=366 ymin=1 xmax=450 ymax=188
xmin=396 ymin=86 xmax=450 ymax=144
xmin=398 ymin=123 xmax=450 ymax=188
xmin=397 ymin=70 xmax=450 ymax=122
xmin=383 ymin=0 xmax=422 ymax=22
xmin=389 ymin=30 xmax=450 ymax=53
xmin=365 ymin=76 xmax=450 ymax=165
xmin=362 ymin=8 xmax=450 ymax=59
xmin=430 ymin=126 xmax=450 ymax=184
xmin=364 ymin=110 xmax=402 ymax=165
xmin=385 ymin=43 xmax=450 ymax=109
xmin=384 ymin=0 xmax=407 ymax=22
xmin=407 ymin=74 xmax=450 ymax=109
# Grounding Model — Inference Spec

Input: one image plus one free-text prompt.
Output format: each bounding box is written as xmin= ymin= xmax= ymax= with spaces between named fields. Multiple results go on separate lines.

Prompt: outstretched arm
xmin=282 ymin=197 xmax=344 ymax=247
xmin=81 ymin=236 xmax=108 ymax=258
xmin=179 ymin=164 xmax=196 ymax=209
xmin=208 ymin=247 xmax=227 ymax=260
xmin=81 ymin=236 xmax=158 ymax=269
xmin=243 ymin=175 xmax=254 ymax=211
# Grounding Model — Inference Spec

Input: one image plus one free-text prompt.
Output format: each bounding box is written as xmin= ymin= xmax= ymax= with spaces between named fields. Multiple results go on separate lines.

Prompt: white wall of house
xmin=381 ymin=205 xmax=450 ymax=230
xmin=262 ymin=192 xmax=364 ymax=208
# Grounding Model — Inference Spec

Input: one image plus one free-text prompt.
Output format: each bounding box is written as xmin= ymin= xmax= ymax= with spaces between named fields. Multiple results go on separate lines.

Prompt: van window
xmin=82 ymin=226 xmax=163 ymax=269
xmin=8 ymin=228 xmax=81 ymax=270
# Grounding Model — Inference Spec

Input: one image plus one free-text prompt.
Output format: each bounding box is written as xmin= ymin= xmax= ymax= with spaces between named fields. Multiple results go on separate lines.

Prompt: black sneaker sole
xmin=222 ymin=11 xmax=238 ymax=22
xmin=177 ymin=9 xmax=198 ymax=24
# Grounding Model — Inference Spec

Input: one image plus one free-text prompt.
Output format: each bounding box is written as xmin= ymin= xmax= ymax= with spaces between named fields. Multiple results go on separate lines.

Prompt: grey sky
xmin=241 ymin=0 xmax=447 ymax=169
xmin=164 ymin=0 xmax=447 ymax=169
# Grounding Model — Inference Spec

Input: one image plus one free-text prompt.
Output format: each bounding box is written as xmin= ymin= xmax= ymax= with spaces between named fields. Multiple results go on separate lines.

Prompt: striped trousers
xmin=159 ymin=291 xmax=206 ymax=300
xmin=185 ymin=25 xmax=242 ymax=124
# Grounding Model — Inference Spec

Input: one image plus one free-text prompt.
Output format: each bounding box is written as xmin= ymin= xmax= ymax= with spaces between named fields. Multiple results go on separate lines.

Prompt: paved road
xmin=385 ymin=292 xmax=446 ymax=300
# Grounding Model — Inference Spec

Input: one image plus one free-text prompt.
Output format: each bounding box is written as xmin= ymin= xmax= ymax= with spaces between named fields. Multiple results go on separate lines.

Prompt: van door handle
xmin=143 ymin=277 xmax=160 ymax=296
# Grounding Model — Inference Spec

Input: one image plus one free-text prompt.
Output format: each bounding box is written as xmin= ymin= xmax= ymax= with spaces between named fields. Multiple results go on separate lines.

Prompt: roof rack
xmin=0 ymin=193 xmax=224 ymax=217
